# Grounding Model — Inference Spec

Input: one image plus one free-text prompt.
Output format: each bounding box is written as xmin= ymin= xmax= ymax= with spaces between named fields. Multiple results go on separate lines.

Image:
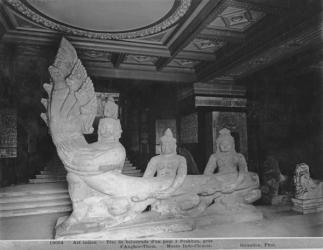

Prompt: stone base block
xmin=292 ymin=197 xmax=323 ymax=214
xmin=55 ymin=212 xmax=195 ymax=239
xmin=55 ymin=206 xmax=263 ymax=239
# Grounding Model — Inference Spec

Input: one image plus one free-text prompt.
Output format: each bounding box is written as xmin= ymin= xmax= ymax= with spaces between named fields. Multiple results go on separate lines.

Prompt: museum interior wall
xmin=243 ymin=48 xmax=323 ymax=181
xmin=0 ymin=0 xmax=322 ymax=191
xmin=1 ymin=39 xmax=322 ymax=189
xmin=0 ymin=43 xmax=53 ymax=186
xmin=0 ymin=0 xmax=322 ymax=241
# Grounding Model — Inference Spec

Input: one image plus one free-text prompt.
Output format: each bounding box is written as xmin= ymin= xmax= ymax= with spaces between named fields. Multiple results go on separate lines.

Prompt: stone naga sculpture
xmin=41 ymin=38 xmax=180 ymax=236
xmin=41 ymin=38 xmax=262 ymax=238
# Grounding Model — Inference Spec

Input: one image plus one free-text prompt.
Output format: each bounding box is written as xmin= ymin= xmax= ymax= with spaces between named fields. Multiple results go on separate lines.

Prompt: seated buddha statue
xmin=143 ymin=128 xmax=187 ymax=199
xmin=204 ymin=128 xmax=248 ymax=193
xmin=139 ymin=129 xmax=202 ymax=216
xmin=202 ymin=128 xmax=261 ymax=212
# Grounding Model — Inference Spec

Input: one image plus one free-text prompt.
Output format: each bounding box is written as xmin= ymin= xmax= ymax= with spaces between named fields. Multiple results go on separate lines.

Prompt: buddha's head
xmin=160 ymin=128 xmax=177 ymax=155
xmin=104 ymin=96 xmax=118 ymax=119
xmin=98 ymin=118 xmax=122 ymax=142
xmin=216 ymin=128 xmax=235 ymax=153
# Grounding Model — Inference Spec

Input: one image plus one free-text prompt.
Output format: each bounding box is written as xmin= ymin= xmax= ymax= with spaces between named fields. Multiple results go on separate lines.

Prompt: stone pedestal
xmin=292 ymin=197 xmax=323 ymax=214
xmin=55 ymin=212 xmax=195 ymax=239
xmin=55 ymin=207 xmax=263 ymax=239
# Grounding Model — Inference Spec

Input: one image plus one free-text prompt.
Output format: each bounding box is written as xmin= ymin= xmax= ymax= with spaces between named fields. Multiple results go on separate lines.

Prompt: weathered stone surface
xmin=202 ymin=128 xmax=262 ymax=214
xmin=43 ymin=38 xmax=189 ymax=236
xmin=42 ymin=38 xmax=262 ymax=239
xmin=292 ymin=163 xmax=323 ymax=214
xmin=292 ymin=197 xmax=323 ymax=214
xmin=55 ymin=205 xmax=263 ymax=239
xmin=55 ymin=212 xmax=194 ymax=239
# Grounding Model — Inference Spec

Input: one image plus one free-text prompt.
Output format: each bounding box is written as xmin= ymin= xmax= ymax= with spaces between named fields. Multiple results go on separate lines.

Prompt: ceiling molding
xmin=168 ymin=58 xmax=199 ymax=68
xmin=123 ymin=55 xmax=158 ymax=65
xmin=225 ymin=27 xmax=322 ymax=79
xmin=78 ymin=49 xmax=112 ymax=63
xmin=0 ymin=3 xmax=15 ymax=31
xmin=111 ymin=53 xmax=126 ymax=69
xmin=198 ymin=28 xmax=245 ymax=43
xmin=177 ymin=50 xmax=216 ymax=61
xmin=207 ymin=6 xmax=266 ymax=32
xmin=85 ymin=63 xmax=196 ymax=83
xmin=227 ymin=0 xmax=286 ymax=15
xmin=5 ymin=0 xmax=192 ymax=40
xmin=239 ymin=47 xmax=323 ymax=83
xmin=198 ymin=11 xmax=322 ymax=81
xmin=0 ymin=0 xmax=317 ymax=84
xmin=156 ymin=0 xmax=225 ymax=70
xmin=2 ymin=29 xmax=172 ymax=57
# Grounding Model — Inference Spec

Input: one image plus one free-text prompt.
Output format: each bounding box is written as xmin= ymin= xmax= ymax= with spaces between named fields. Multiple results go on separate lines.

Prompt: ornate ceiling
xmin=0 ymin=0 xmax=321 ymax=84
xmin=8 ymin=0 xmax=190 ymax=39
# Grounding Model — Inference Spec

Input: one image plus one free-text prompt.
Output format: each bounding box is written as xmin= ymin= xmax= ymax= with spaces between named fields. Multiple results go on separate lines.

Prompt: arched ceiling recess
xmin=6 ymin=0 xmax=191 ymax=39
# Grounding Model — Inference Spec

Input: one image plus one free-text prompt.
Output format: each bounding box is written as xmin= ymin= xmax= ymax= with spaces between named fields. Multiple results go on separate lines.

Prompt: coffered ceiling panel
xmin=123 ymin=55 xmax=158 ymax=65
xmin=77 ymin=49 xmax=112 ymax=62
xmin=208 ymin=6 xmax=265 ymax=32
xmin=184 ymin=38 xmax=226 ymax=53
xmin=168 ymin=59 xmax=199 ymax=68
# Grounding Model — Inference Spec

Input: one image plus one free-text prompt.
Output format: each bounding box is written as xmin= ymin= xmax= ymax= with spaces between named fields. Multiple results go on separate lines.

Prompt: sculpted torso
xmin=143 ymin=129 xmax=187 ymax=198
xmin=204 ymin=129 xmax=247 ymax=176
xmin=146 ymin=155 xmax=186 ymax=178
xmin=206 ymin=152 xmax=246 ymax=175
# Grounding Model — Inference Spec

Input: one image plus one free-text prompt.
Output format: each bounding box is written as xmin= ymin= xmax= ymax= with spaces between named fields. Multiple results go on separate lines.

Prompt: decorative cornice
xmin=6 ymin=0 xmax=191 ymax=40
xmin=172 ymin=58 xmax=198 ymax=67
xmin=198 ymin=9 xmax=322 ymax=81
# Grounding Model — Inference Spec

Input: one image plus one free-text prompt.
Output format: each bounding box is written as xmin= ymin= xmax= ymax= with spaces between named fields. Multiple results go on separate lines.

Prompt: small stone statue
xmin=143 ymin=129 xmax=189 ymax=214
xmin=144 ymin=129 xmax=187 ymax=198
xmin=202 ymin=128 xmax=261 ymax=213
xmin=292 ymin=163 xmax=323 ymax=214
xmin=294 ymin=163 xmax=323 ymax=199
xmin=104 ymin=96 xmax=118 ymax=119
xmin=204 ymin=128 xmax=248 ymax=193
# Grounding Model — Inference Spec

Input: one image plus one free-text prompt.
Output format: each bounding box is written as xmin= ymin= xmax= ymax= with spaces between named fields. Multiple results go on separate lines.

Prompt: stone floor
xmin=0 ymin=205 xmax=323 ymax=240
